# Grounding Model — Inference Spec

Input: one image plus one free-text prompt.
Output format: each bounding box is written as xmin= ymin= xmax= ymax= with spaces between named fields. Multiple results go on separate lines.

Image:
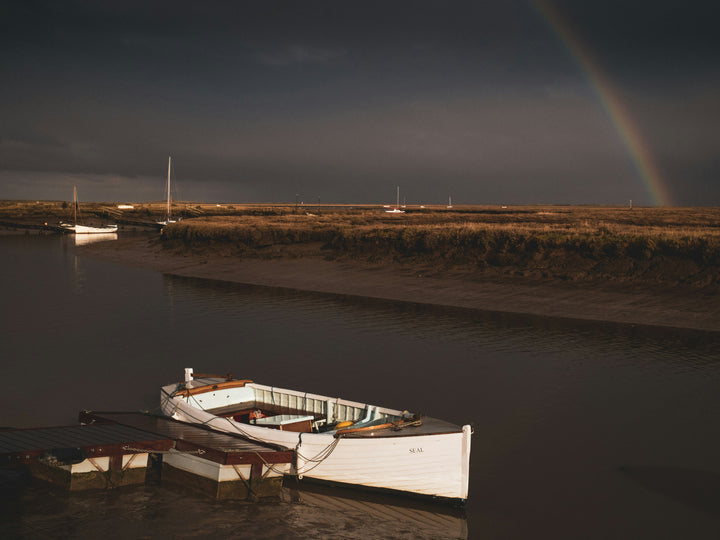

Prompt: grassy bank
xmin=3 ymin=199 xmax=717 ymax=287
xmin=160 ymin=206 xmax=720 ymax=288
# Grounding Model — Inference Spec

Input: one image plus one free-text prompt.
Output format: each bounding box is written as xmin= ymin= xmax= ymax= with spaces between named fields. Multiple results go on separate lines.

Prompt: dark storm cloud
xmin=546 ymin=1 xmax=720 ymax=75
xmin=1 ymin=1 xmax=718 ymax=205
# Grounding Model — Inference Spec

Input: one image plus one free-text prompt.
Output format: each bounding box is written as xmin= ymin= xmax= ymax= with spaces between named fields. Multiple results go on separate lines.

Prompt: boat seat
xmin=251 ymin=414 xmax=314 ymax=433
xmin=312 ymin=417 xmax=327 ymax=431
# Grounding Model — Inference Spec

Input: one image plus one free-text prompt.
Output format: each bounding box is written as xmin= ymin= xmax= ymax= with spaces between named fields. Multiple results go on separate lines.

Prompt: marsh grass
xmin=2 ymin=200 xmax=717 ymax=286
xmin=159 ymin=206 xmax=720 ymax=288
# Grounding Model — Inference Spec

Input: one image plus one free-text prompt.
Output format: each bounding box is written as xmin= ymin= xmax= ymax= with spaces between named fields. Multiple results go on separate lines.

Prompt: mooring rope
xmin=292 ymin=433 xmax=342 ymax=475
xmin=159 ymin=390 xmax=351 ymax=477
xmin=252 ymin=452 xmax=291 ymax=476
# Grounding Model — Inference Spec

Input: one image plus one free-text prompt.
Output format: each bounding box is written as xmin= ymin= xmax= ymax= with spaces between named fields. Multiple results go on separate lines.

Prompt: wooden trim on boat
xmin=334 ymin=418 xmax=421 ymax=437
xmin=176 ymin=379 xmax=253 ymax=397
xmin=334 ymin=422 xmax=396 ymax=436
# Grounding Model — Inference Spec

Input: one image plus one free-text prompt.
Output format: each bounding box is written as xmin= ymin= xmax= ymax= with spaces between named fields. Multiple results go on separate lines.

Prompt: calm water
xmin=1 ymin=235 xmax=719 ymax=539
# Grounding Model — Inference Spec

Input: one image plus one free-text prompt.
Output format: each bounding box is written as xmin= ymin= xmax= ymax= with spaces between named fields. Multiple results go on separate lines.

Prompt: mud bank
xmin=80 ymin=235 xmax=720 ymax=333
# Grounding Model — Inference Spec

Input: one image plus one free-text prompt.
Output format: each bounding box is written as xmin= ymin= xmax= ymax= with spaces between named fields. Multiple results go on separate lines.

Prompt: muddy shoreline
xmin=80 ymin=235 xmax=720 ymax=333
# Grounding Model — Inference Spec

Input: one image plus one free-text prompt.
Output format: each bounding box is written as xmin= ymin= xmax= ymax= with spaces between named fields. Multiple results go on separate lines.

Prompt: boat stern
xmin=460 ymin=424 xmax=472 ymax=500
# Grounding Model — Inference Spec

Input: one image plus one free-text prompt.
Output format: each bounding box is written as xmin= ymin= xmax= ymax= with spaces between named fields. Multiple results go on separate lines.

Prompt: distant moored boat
xmin=157 ymin=156 xmax=178 ymax=226
xmin=385 ymin=186 xmax=405 ymax=213
xmin=60 ymin=186 xmax=118 ymax=234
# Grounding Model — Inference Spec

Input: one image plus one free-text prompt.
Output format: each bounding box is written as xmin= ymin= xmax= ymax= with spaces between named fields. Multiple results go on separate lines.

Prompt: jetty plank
xmin=0 ymin=423 xmax=173 ymax=465
xmin=79 ymin=411 xmax=294 ymax=499
xmin=78 ymin=411 xmax=294 ymax=465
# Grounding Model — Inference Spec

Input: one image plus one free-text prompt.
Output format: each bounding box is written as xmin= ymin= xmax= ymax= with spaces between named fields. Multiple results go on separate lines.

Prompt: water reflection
xmin=74 ymin=232 xmax=118 ymax=246
xmin=162 ymin=273 xmax=720 ymax=375
xmin=1 ymin=470 xmax=467 ymax=540
xmin=61 ymin=233 xmax=118 ymax=293
xmin=4 ymin=235 xmax=720 ymax=538
xmin=620 ymin=466 xmax=720 ymax=517
xmin=283 ymin=482 xmax=468 ymax=539
xmin=73 ymin=254 xmax=85 ymax=294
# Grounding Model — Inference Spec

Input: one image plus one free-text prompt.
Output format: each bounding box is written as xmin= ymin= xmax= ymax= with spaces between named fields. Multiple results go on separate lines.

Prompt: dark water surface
xmin=1 ymin=235 xmax=719 ymax=539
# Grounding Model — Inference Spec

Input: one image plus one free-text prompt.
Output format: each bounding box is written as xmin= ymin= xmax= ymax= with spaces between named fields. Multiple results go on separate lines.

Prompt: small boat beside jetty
xmin=160 ymin=368 xmax=472 ymax=503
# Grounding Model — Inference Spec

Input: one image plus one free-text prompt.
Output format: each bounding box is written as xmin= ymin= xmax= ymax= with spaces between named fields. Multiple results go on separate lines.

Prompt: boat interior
xmin=181 ymin=379 xmax=411 ymax=435
xmin=204 ymin=394 xmax=407 ymax=435
xmin=171 ymin=375 xmax=465 ymax=437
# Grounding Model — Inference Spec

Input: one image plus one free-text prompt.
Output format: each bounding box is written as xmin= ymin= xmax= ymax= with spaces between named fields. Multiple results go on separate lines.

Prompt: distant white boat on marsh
xmin=157 ymin=156 xmax=178 ymax=226
xmin=385 ymin=186 xmax=405 ymax=214
xmin=60 ymin=186 xmax=118 ymax=234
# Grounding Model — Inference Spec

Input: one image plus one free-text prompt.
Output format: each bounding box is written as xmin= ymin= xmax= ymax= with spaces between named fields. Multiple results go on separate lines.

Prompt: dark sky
xmin=1 ymin=1 xmax=718 ymax=206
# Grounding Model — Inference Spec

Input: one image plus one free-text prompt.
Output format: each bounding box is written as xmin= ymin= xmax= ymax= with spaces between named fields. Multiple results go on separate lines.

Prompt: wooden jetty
xmin=0 ymin=220 xmax=69 ymax=234
xmin=81 ymin=411 xmax=294 ymax=499
xmin=0 ymin=412 xmax=294 ymax=500
xmin=0 ymin=423 xmax=173 ymax=490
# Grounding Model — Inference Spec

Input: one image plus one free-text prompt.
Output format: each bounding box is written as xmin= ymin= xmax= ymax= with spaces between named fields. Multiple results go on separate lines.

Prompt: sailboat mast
xmin=396 ymin=186 xmax=400 ymax=208
xmin=73 ymin=186 xmax=78 ymax=225
xmin=166 ymin=156 xmax=172 ymax=219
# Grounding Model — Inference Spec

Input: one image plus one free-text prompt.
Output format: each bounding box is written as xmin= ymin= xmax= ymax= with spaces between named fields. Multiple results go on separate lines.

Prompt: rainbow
xmin=532 ymin=0 xmax=673 ymax=206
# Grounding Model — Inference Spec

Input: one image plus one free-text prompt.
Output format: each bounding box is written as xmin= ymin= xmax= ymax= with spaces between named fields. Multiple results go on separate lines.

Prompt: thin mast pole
xmin=167 ymin=156 xmax=172 ymax=219
xmin=73 ymin=186 xmax=77 ymax=225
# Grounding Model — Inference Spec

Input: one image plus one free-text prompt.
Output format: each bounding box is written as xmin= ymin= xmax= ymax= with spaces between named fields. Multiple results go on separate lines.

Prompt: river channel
xmin=1 ymin=234 xmax=719 ymax=539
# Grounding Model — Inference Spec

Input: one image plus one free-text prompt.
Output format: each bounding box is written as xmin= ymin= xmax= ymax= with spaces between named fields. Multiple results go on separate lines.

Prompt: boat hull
xmin=61 ymin=224 xmax=118 ymax=234
xmin=161 ymin=380 xmax=471 ymax=502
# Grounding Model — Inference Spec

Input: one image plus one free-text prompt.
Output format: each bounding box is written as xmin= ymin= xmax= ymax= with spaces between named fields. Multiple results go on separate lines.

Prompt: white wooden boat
xmin=160 ymin=368 xmax=472 ymax=503
xmin=60 ymin=186 xmax=118 ymax=234
xmin=385 ymin=186 xmax=406 ymax=214
xmin=157 ymin=156 xmax=178 ymax=226
xmin=61 ymin=223 xmax=119 ymax=234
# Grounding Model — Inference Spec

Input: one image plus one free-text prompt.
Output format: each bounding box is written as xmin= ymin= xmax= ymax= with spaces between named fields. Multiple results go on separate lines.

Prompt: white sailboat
xmin=161 ymin=369 xmax=472 ymax=503
xmin=60 ymin=186 xmax=118 ymax=234
xmin=385 ymin=186 xmax=405 ymax=214
xmin=157 ymin=156 xmax=177 ymax=226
